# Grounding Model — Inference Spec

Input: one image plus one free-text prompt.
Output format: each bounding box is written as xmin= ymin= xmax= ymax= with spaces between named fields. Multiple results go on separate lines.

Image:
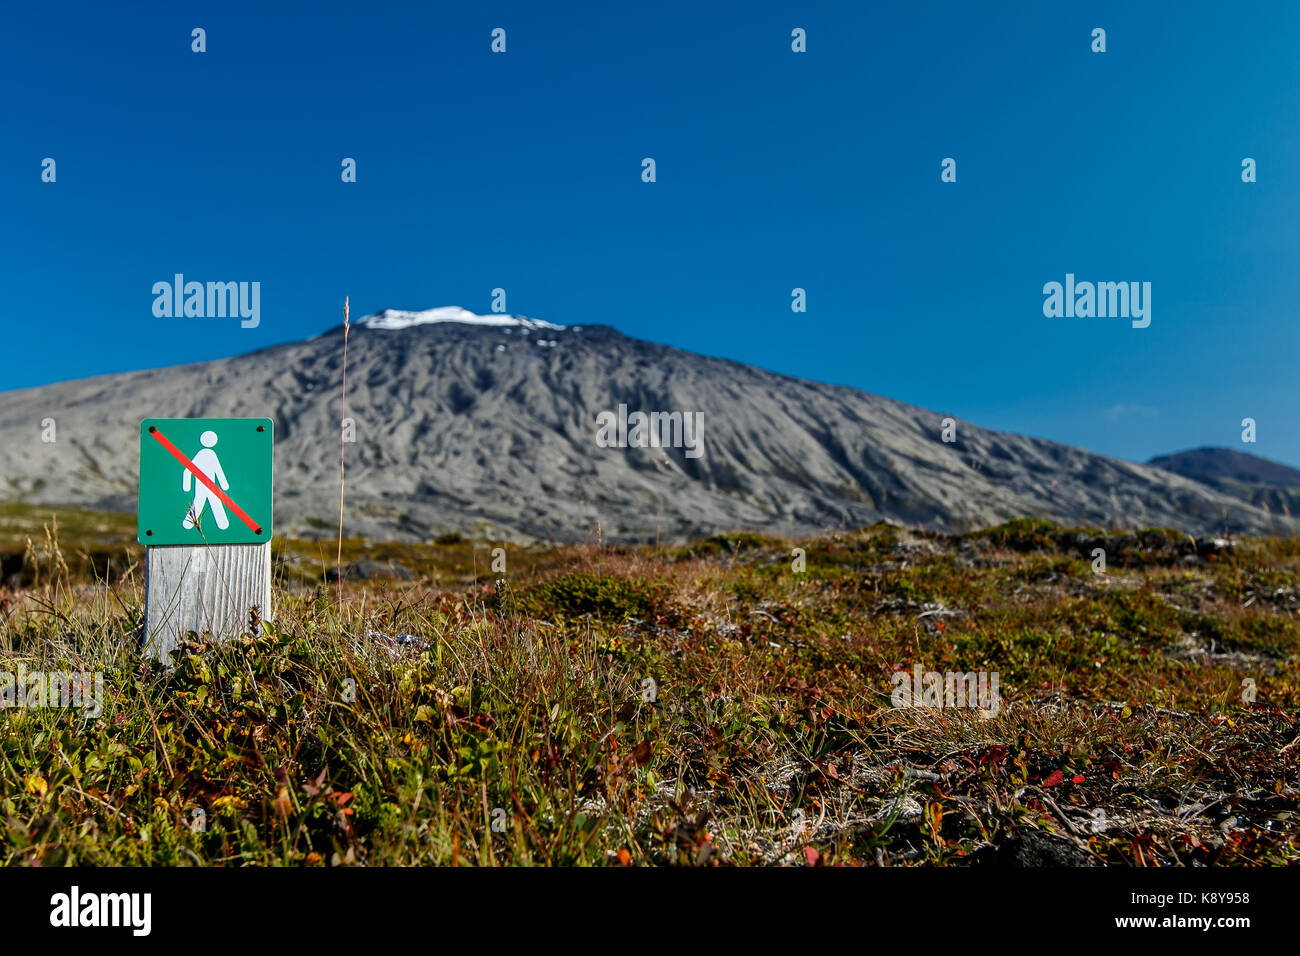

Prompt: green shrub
xmin=528 ymin=573 xmax=665 ymax=621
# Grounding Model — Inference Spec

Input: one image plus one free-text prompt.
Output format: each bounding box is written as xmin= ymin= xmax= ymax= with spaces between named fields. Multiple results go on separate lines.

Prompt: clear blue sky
xmin=3 ymin=0 xmax=1298 ymax=467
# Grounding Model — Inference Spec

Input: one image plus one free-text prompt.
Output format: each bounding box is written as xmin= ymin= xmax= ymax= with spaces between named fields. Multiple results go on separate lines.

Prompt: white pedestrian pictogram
xmin=182 ymin=430 xmax=230 ymax=530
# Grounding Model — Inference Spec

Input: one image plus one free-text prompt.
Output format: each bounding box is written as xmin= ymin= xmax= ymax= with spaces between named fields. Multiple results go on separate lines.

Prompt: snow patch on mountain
xmin=361 ymin=307 xmax=565 ymax=332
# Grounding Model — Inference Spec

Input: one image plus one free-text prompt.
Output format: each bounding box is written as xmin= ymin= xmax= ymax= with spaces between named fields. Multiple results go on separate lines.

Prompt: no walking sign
xmin=138 ymin=418 xmax=274 ymax=545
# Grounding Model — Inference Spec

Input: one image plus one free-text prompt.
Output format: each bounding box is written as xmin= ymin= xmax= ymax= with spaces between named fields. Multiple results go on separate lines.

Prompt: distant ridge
xmin=1148 ymin=447 xmax=1300 ymax=487
xmin=1148 ymin=446 xmax=1300 ymax=521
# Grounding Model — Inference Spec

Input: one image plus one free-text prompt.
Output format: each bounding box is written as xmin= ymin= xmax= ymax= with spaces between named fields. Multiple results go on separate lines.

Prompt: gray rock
xmin=326 ymin=559 xmax=414 ymax=582
xmin=974 ymin=830 xmax=1096 ymax=867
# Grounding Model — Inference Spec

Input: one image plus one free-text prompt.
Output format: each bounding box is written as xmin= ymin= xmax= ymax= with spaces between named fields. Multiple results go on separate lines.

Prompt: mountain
xmin=1148 ymin=447 xmax=1300 ymax=520
xmin=0 ymin=307 xmax=1294 ymax=543
xmin=1148 ymin=447 xmax=1300 ymax=487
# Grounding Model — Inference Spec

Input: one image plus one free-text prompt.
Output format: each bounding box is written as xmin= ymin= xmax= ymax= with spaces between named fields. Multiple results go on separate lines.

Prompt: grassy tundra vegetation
xmin=0 ymin=503 xmax=1297 ymax=866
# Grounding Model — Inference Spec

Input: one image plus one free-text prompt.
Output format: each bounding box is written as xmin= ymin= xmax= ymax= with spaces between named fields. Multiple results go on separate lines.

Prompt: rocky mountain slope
xmin=0 ymin=308 xmax=1294 ymax=542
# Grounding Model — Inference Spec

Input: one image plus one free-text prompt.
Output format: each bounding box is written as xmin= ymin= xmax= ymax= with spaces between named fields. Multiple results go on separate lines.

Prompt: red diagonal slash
xmin=148 ymin=425 xmax=263 ymax=535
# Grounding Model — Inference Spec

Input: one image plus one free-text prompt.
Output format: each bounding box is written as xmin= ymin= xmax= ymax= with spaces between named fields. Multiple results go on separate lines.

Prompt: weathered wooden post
xmin=137 ymin=418 xmax=274 ymax=661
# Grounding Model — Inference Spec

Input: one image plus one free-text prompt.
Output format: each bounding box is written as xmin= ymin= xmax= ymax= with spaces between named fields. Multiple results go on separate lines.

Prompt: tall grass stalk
xmin=337 ymin=297 xmax=350 ymax=607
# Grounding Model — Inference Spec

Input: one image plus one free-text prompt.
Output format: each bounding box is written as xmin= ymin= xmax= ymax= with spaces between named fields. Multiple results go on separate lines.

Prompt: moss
xmin=526 ymin=572 xmax=667 ymax=622
xmin=967 ymin=517 xmax=1059 ymax=552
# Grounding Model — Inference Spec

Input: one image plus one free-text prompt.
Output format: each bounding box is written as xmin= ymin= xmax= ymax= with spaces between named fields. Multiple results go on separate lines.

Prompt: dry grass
xmin=0 ymin=514 xmax=1296 ymax=865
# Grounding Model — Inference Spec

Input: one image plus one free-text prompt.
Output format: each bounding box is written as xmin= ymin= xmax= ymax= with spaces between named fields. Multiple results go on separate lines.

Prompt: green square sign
xmin=138 ymin=418 xmax=274 ymax=545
